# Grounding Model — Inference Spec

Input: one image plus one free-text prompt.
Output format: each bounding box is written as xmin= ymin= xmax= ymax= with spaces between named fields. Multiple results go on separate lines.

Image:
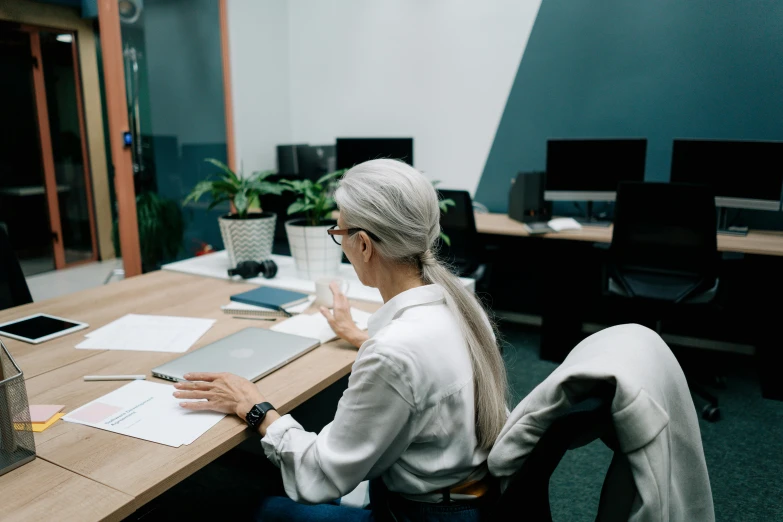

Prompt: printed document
xmin=63 ymin=380 xmax=225 ymax=447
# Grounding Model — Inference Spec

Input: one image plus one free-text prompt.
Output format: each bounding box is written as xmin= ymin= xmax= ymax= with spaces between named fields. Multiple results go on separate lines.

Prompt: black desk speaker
xmin=509 ymin=171 xmax=549 ymax=223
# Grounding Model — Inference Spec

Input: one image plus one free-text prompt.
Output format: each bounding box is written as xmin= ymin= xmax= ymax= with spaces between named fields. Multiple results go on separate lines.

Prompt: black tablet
xmin=0 ymin=314 xmax=88 ymax=344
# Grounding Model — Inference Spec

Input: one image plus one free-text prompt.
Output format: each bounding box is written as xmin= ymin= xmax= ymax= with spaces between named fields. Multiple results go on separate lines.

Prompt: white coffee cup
xmin=315 ymin=278 xmax=350 ymax=308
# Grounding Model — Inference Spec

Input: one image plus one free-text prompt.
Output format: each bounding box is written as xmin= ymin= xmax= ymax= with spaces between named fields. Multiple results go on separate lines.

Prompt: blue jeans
xmin=257 ymin=478 xmax=489 ymax=521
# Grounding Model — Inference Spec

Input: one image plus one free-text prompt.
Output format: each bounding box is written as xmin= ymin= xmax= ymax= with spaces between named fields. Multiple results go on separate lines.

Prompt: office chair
xmin=436 ymin=190 xmax=488 ymax=283
xmin=0 ymin=224 xmax=33 ymax=310
xmin=604 ymin=182 xmax=721 ymax=421
xmin=491 ymin=383 xmax=635 ymax=521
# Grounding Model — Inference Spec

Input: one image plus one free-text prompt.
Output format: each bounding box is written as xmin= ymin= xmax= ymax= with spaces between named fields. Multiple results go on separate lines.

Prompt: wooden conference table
xmin=0 ymin=270 xmax=378 ymax=521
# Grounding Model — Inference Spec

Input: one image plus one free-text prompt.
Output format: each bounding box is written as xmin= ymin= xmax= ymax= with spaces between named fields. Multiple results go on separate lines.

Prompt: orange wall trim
xmin=219 ymin=0 xmax=236 ymax=172
xmin=97 ymin=0 xmax=142 ymax=276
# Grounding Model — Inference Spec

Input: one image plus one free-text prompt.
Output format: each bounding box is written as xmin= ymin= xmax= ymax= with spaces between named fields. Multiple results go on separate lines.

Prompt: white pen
xmin=84 ymin=375 xmax=147 ymax=382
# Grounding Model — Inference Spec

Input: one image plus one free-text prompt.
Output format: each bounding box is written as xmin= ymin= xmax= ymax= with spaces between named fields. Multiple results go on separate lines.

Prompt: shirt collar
xmin=368 ymin=284 xmax=446 ymax=337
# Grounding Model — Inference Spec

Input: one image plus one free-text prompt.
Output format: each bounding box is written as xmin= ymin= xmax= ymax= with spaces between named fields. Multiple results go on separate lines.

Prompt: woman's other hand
xmin=320 ymin=281 xmax=369 ymax=348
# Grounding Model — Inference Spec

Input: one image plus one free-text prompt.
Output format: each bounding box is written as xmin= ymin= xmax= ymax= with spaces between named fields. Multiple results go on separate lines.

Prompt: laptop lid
xmin=152 ymin=327 xmax=320 ymax=383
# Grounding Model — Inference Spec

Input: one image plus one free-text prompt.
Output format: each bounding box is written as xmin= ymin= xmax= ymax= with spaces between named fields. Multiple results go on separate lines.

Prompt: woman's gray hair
xmin=335 ymin=159 xmax=508 ymax=450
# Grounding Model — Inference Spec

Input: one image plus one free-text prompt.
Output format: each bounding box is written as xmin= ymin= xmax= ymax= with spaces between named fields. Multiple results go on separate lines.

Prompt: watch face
xmin=247 ymin=406 xmax=262 ymax=427
xmin=247 ymin=402 xmax=274 ymax=429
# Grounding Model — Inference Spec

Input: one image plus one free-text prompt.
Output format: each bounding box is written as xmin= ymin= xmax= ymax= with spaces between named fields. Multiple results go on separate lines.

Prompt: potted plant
xmin=112 ymin=191 xmax=185 ymax=272
xmin=184 ymin=159 xmax=284 ymax=267
xmin=281 ymin=170 xmax=345 ymax=279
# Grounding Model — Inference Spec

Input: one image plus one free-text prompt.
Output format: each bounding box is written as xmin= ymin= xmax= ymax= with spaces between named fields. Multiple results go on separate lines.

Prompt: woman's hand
xmin=320 ymin=281 xmax=369 ymax=348
xmin=174 ymin=372 xmax=264 ymax=421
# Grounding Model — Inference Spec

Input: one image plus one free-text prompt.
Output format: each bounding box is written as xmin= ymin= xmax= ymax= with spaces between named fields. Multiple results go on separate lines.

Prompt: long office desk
xmin=474 ymin=212 xmax=783 ymax=401
xmin=1 ymin=269 xmax=378 ymax=521
xmin=474 ymin=212 xmax=783 ymax=256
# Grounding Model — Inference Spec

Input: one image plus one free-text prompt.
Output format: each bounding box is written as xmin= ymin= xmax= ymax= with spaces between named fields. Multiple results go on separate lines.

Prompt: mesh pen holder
xmin=0 ymin=339 xmax=36 ymax=477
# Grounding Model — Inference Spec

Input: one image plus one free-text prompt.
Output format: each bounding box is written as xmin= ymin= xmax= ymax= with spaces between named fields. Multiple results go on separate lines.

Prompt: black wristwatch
xmin=245 ymin=402 xmax=276 ymax=430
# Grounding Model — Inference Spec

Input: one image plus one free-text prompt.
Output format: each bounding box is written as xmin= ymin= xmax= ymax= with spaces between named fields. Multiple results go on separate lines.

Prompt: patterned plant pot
xmin=285 ymin=218 xmax=343 ymax=280
xmin=218 ymin=212 xmax=276 ymax=267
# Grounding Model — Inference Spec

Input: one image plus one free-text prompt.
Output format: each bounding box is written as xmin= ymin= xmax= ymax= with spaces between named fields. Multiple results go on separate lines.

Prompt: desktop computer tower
xmin=509 ymin=171 xmax=549 ymax=223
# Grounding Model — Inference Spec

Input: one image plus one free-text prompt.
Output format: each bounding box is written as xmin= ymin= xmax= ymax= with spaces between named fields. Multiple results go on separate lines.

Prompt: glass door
xmin=117 ymin=0 xmax=230 ymax=267
xmin=0 ymin=23 xmax=98 ymax=274
xmin=39 ymin=30 xmax=98 ymax=266
xmin=0 ymin=26 xmax=56 ymax=275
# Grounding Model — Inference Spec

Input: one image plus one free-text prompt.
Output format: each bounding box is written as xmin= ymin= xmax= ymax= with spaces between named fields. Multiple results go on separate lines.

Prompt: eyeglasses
xmin=327 ymin=224 xmax=381 ymax=246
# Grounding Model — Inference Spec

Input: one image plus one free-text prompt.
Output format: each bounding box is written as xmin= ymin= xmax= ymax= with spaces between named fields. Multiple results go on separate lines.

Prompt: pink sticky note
xmin=68 ymin=402 xmax=123 ymax=424
xmin=27 ymin=405 xmax=66 ymax=423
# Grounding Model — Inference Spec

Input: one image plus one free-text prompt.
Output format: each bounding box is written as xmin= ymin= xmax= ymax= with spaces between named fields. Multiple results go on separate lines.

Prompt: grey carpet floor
xmin=126 ymin=322 xmax=783 ymax=521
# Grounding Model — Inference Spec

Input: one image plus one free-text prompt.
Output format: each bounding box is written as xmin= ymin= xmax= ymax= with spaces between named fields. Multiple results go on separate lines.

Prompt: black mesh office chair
xmin=437 ymin=190 xmax=487 ymax=282
xmin=604 ymin=182 xmax=721 ymax=420
xmin=491 ymin=383 xmax=636 ymax=521
xmin=0 ymin=224 xmax=33 ymax=311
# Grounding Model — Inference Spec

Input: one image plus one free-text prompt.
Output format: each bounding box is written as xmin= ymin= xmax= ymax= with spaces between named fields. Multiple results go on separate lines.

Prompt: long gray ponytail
xmin=335 ymin=159 xmax=508 ymax=450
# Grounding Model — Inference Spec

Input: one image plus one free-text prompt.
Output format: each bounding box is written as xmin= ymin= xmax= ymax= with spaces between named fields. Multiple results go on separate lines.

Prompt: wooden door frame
xmin=97 ymin=0 xmax=142 ymax=277
xmin=28 ymin=30 xmax=65 ymax=269
xmin=68 ymin=30 xmax=100 ymax=265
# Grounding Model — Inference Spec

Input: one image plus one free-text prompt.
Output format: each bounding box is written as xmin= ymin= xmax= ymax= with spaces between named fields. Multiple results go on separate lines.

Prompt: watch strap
xmin=246 ymin=402 xmax=275 ymax=429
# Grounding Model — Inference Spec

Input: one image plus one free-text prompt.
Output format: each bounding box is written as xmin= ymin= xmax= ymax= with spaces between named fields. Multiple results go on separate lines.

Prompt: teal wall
xmin=476 ymin=0 xmax=783 ymax=214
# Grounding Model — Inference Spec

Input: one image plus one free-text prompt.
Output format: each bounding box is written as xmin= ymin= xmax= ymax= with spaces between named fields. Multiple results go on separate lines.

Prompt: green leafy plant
xmin=112 ymin=191 xmax=185 ymax=272
xmin=281 ymin=170 xmax=345 ymax=226
xmin=183 ymin=158 xmax=284 ymax=218
xmin=433 ymin=180 xmax=455 ymax=246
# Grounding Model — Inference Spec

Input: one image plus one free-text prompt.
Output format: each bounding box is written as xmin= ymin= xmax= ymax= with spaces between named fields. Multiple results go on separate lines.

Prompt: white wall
xmin=229 ymin=0 xmax=541 ymax=192
xmin=227 ymin=0 xmax=292 ymax=173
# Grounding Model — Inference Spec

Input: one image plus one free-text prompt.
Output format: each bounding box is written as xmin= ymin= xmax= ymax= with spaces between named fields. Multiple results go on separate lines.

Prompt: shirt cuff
xmin=260 ymin=414 xmax=302 ymax=467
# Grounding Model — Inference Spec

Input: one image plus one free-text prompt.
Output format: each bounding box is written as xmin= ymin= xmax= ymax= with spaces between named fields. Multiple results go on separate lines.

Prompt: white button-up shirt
xmin=261 ymin=284 xmax=487 ymax=504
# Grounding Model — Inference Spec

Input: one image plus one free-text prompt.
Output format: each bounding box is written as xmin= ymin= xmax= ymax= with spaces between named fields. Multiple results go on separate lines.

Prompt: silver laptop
xmin=152 ymin=327 xmax=320 ymax=383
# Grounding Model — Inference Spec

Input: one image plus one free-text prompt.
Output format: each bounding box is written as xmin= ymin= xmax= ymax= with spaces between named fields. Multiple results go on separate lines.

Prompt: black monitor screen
xmin=545 ymin=139 xmax=647 ymax=192
xmin=336 ymin=138 xmax=414 ymax=170
xmin=670 ymin=140 xmax=783 ymax=202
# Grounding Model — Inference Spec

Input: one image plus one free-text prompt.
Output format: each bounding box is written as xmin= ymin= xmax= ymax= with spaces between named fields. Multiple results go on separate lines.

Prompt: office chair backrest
xmin=491 ymin=383 xmax=634 ymax=521
xmin=0 ymin=226 xmax=33 ymax=310
xmin=436 ymin=189 xmax=478 ymax=268
xmin=611 ymin=182 xmax=718 ymax=277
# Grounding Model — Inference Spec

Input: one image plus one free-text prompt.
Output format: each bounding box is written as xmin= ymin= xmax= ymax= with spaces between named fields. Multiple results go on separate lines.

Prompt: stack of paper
xmin=271 ymin=308 xmax=372 ymax=344
xmin=63 ymin=380 xmax=225 ymax=447
xmin=76 ymin=314 xmax=215 ymax=353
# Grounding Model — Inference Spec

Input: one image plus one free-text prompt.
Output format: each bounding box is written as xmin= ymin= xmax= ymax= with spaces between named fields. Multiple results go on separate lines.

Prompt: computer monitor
xmin=670 ymin=139 xmax=783 ymax=211
xmin=544 ymin=138 xmax=648 ymax=201
xmin=296 ymin=144 xmax=336 ymax=181
xmin=276 ymin=144 xmax=308 ymax=177
xmin=336 ymin=138 xmax=414 ymax=170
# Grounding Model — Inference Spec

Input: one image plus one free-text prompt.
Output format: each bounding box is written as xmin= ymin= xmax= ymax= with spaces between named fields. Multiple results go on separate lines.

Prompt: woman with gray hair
xmin=174 ymin=159 xmax=508 ymax=520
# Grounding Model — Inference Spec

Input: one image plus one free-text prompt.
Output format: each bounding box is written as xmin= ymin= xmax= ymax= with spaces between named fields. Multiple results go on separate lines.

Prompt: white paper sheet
xmin=62 ymin=380 xmax=225 ymax=447
xmin=271 ymin=308 xmax=372 ymax=344
xmin=77 ymin=314 xmax=215 ymax=353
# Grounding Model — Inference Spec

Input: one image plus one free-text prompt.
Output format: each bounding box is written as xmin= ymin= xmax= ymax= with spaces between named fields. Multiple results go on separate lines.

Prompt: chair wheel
xmin=701 ymin=405 xmax=721 ymax=422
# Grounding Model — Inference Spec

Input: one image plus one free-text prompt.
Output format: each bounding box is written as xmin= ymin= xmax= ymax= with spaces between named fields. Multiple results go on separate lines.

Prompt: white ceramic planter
xmin=218 ymin=213 xmax=276 ymax=267
xmin=285 ymin=218 xmax=343 ymax=280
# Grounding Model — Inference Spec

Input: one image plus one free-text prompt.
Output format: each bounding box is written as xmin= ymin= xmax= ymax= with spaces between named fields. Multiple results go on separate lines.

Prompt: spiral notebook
xmin=221 ymin=296 xmax=316 ymax=317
